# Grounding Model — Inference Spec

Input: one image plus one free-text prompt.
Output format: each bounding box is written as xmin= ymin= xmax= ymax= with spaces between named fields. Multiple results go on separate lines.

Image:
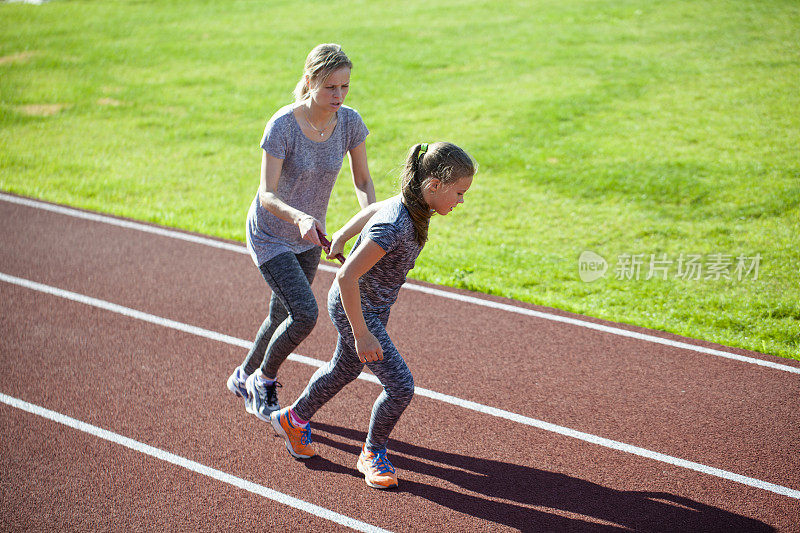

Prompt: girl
xmin=270 ymin=142 xmax=475 ymax=489
xmin=227 ymin=44 xmax=376 ymax=421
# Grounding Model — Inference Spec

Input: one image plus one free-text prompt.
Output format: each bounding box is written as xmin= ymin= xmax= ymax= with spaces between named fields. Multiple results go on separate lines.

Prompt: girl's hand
xmin=298 ymin=215 xmax=323 ymax=246
xmin=354 ymin=330 xmax=383 ymax=363
xmin=328 ymin=231 xmax=347 ymax=260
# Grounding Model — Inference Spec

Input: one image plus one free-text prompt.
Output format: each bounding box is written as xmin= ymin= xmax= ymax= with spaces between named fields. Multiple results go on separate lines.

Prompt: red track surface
xmin=1 ymin=194 xmax=798 ymax=532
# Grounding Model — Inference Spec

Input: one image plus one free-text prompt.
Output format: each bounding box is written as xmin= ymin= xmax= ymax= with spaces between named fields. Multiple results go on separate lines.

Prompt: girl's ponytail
xmin=401 ymin=144 xmax=432 ymax=246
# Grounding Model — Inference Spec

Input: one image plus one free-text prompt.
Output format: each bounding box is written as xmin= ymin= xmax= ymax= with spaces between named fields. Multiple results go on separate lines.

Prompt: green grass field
xmin=1 ymin=0 xmax=798 ymax=359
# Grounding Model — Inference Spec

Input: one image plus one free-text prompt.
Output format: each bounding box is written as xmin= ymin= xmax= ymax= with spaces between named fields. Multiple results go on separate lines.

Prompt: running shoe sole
xmin=227 ymin=370 xmax=253 ymax=413
xmin=227 ymin=371 xmax=247 ymax=398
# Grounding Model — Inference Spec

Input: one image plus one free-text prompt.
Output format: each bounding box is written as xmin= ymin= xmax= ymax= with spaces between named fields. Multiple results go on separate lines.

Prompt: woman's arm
xmin=348 ymin=141 xmax=376 ymax=208
xmin=258 ymin=151 xmax=322 ymax=246
xmin=335 ymin=239 xmax=387 ymax=362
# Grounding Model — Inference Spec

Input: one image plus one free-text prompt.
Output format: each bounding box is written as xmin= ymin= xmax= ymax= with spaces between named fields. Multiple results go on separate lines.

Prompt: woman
xmin=227 ymin=43 xmax=376 ymax=421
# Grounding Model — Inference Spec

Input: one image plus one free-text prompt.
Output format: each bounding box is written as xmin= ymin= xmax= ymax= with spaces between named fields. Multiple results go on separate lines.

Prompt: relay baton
xmin=317 ymin=228 xmax=346 ymax=264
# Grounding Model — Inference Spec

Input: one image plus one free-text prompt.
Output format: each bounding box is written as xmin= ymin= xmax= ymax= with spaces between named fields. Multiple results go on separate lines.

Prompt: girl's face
xmin=307 ymin=67 xmax=350 ymax=113
xmin=426 ymin=175 xmax=474 ymax=216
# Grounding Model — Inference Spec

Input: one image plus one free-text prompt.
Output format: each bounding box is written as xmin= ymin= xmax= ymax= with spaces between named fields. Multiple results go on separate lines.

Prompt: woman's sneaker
xmin=245 ymin=373 xmax=281 ymax=421
xmin=226 ymin=367 xmax=253 ymax=412
xmin=357 ymin=446 xmax=398 ymax=489
xmin=270 ymin=408 xmax=316 ymax=459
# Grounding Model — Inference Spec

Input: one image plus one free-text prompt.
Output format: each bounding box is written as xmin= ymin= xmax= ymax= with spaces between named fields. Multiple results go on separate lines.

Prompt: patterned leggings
xmin=241 ymin=248 xmax=320 ymax=378
xmin=292 ymin=289 xmax=415 ymax=453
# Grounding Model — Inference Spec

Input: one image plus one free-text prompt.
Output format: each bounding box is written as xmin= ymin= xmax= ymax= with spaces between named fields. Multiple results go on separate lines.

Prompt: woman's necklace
xmin=303 ymin=106 xmax=336 ymax=137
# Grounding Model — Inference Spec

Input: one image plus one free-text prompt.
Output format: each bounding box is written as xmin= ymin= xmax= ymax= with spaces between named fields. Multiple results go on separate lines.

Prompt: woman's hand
xmin=298 ymin=215 xmax=323 ymax=246
xmin=355 ymin=330 xmax=383 ymax=363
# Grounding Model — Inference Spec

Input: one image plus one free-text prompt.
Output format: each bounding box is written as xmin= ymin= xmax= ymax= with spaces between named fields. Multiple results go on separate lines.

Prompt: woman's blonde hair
xmin=400 ymin=142 xmax=476 ymax=246
xmin=293 ymin=44 xmax=353 ymax=102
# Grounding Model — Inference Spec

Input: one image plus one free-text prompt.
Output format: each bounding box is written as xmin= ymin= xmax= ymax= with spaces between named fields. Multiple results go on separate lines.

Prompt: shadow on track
xmin=308 ymin=422 xmax=774 ymax=532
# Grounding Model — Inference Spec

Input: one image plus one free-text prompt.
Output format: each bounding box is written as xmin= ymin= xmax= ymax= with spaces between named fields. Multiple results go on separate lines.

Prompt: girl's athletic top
xmin=330 ymin=195 xmax=424 ymax=313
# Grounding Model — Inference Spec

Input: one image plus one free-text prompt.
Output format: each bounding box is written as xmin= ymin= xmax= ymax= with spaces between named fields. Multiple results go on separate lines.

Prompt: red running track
xmin=1 ymin=193 xmax=798 ymax=532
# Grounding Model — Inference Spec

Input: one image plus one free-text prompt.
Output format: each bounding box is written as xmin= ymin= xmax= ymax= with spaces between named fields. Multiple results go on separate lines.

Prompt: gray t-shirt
xmin=246 ymin=104 xmax=369 ymax=265
xmin=330 ymin=195 xmax=425 ymax=314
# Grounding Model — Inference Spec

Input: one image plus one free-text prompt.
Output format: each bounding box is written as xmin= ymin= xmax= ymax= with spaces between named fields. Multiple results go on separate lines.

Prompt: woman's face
xmin=308 ymin=67 xmax=350 ymax=113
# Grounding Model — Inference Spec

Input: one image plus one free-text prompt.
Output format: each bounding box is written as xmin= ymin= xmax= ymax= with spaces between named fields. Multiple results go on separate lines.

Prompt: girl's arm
xmin=335 ymin=239 xmax=387 ymax=362
xmin=258 ymin=151 xmax=321 ymax=246
xmin=326 ymin=197 xmax=392 ymax=259
xmin=347 ymin=141 xmax=376 ymax=208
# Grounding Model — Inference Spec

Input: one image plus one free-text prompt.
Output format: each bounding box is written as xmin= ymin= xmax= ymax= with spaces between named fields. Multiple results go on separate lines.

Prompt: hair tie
xmin=417 ymin=143 xmax=428 ymax=161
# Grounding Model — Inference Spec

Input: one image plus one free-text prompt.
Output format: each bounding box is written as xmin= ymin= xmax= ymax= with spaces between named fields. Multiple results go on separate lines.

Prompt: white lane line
xmin=1 ymin=192 xmax=796 ymax=374
xmin=400 ymin=284 xmax=800 ymax=374
xmin=0 ymin=392 xmax=391 ymax=533
xmin=0 ymin=192 xmax=248 ymax=255
xmin=2 ymin=271 xmax=798 ymax=501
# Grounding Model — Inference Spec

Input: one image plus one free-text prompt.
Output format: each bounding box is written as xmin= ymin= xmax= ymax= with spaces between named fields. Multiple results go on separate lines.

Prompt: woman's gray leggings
xmin=241 ymin=248 xmax=321 ymax=379
xmin=292 ymin=292 xmax=415 ymax=453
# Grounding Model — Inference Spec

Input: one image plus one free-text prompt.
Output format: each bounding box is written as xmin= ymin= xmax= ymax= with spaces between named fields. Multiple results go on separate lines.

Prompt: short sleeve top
xmin=331 ymin=195 xmax=425 ymax=313
xmin=246 ymin=104 xmax=369 ymax=266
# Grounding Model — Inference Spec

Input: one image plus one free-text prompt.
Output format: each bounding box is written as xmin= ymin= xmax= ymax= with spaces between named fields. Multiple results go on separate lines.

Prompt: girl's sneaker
xmin=270 ymin=408 xmax=316 ymax=459
xmin=245 ymin=373 xmax=281 ymax=421
xmin=226 ymin=367 xmax=253 ymax=412
xmin=357 ymin=446 xmax=398 ymax=489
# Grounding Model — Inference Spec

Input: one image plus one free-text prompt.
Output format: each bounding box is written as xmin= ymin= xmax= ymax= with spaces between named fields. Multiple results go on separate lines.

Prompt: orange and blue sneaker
xmin=270 ymin=408 xmax=316 ymax=459
xmin=357 ymin=446 xmax=398 ymax=489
